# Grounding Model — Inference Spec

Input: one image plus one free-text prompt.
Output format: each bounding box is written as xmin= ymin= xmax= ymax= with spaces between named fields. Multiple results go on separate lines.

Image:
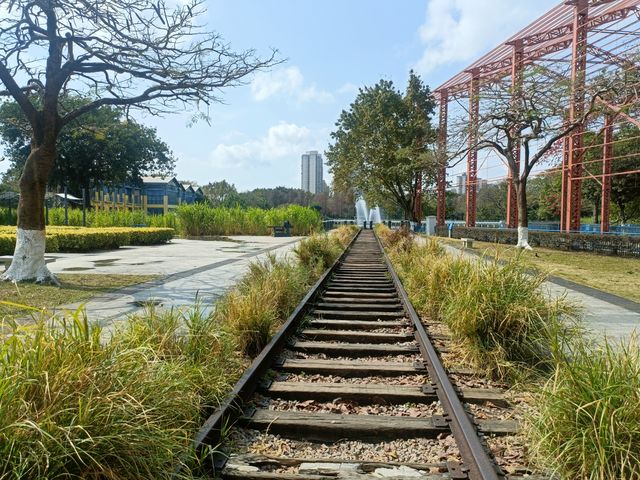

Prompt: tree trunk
xmin=594 ymin=199 xmax=599 ymax=224
xmin=515 ymin=178 xmax=532 ymax=250
xmin=1 ymin=142 xmax=59 ymax=284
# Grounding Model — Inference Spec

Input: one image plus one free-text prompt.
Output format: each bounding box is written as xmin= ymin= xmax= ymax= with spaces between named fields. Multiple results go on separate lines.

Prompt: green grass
xmin=436 ymin=236 xmax=640 ymax=303
xmin=0 ymin=274 xmax=157 ymax=320
xmin=528 ymin=335 xmax=640 ymax=479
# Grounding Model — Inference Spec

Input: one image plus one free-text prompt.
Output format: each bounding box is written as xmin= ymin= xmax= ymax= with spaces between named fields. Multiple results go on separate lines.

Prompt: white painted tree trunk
xmin=0 ymin=229 xmax=59 ymax=284
xmin=516 ymin=226 xmax=533 ymax=250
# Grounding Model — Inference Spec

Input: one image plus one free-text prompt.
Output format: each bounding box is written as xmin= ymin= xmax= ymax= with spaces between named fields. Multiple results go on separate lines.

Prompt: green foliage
xmin=0 ymin=306 xmax=241 ymax=478
xmin=327 ymin=71 xmax=437 ymax=221
xmin=0 ymin=226 xmax=174 ymax=255
xmin=176 ymin=204 xmax=322 ymax=236
xmin=0 ymin=96 xmax=175 ymax=195
xmin=0 ymin=207 xmax=17 ymax=226
xmin=528 ymin=336 xmax=640 ymax=480
xmin=582 ymin=126 xmax=640 ymax=224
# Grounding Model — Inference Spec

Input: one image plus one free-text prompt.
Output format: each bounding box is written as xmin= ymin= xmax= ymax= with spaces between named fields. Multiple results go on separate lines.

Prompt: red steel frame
xmin=466 ymin=69 xmax=480 ymax=227
xmin=436 ymin=89 xmax=448 ymax=227
xmin=434 ymin=0 xmax=640 ymax=232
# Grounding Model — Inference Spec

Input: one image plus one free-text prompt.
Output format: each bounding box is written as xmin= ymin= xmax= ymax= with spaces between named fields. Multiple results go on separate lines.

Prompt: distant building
xmin=477 ymin=178 xmax=489 ymax=191
xmin=91 ymin=176 xmax=204 ymax=215
xmin=456 ymin=173 xmax=467 ymax=195
xmin=301 ymin=151 xmax=324 ymax=194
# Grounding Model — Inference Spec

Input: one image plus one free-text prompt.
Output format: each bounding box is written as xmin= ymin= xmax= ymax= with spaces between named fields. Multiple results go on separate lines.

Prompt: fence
xmin=436 ymin=226 xmax=640 ymax=258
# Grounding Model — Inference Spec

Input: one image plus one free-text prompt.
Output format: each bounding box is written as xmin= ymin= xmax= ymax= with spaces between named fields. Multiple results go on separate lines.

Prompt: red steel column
xmin=466 ymin=69 xmax=479 ymax=227
xmin=560 ymin=134 xmax=570 ymax=230
xmin=436 ymin=89 xmax=449 ymax=228
xmin=507 ymin=39 xmax=523 ymax=229
xmin=566 ymin=0 xmax=589 ymax=232
xmin=601 ymin=114 xmax=614 ymax=233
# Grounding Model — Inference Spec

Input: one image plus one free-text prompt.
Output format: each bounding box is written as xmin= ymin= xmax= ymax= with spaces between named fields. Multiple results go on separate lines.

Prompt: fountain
xmin=356 ymin=197 xmax=369 ymax=226
xmin=368 ymin=206 xmax=382 ymax=224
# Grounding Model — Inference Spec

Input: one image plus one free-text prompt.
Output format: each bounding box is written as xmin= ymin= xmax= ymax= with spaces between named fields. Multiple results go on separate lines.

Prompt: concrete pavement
xmin=43 ymin=236 xmax=303 ymax=329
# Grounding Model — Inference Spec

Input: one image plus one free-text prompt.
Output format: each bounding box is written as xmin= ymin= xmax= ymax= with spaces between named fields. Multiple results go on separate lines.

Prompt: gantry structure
xmin=434 ymin=0 xmax=640 ymax=233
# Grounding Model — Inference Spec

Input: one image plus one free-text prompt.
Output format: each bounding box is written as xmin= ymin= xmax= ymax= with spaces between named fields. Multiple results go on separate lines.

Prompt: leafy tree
xmin=582 ymin=125 xmax=640 ymax=224
xmin=201 ymin=180 xmax=241 ymax=207
xmin=476 ymin=182 xmax=507 ymax=221
xmin=326 ymin=71 xmax=437 ymax=221
xmin=0 ymin=0 xmax=278 ymax=283
xmin=0 ymin=98 xmax=175 ymax=204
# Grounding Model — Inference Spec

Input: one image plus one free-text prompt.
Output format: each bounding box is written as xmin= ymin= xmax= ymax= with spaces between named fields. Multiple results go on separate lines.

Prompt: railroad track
xmin=193 ymin=230 xmax=533 ymax=480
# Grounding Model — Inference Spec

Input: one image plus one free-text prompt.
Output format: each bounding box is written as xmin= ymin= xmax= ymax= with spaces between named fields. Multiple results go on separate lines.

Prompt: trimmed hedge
xmin=438 ymin=226 xmax=640 ymax=258
xmin=0 ymin=227 xmax=174 ymax=255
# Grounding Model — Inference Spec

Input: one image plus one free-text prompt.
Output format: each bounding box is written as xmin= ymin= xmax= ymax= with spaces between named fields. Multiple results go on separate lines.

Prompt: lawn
xmin=0 ymin=273 xmax=157 ymax=320
xmin=435 ymin=236 xmax=640 ymax=303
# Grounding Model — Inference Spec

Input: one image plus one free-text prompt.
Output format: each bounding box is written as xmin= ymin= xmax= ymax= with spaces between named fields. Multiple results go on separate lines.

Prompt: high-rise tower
xmin=301 ymin=151 xmax=324 ymax=194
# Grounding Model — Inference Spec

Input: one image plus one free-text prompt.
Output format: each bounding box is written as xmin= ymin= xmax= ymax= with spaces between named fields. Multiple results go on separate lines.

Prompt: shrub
xmin=0 ymin=227 xmax=174 ymax=255
xmin=528 ymin=336 xmax=640 ymax=480
xmin=45 ymin=208 xmax=178 ymax=229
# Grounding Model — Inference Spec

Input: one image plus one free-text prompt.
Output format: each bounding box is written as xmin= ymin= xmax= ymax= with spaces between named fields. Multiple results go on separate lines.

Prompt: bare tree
xmin=0 ymin=0 xmax=279 ymax=283
xmin=448 ymin=66 xmax=631 ymax=249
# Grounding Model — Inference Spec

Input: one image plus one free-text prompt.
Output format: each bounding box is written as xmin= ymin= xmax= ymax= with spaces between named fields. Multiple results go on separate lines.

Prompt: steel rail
xmin=375 ymin=232 xmax=504 ymax=480
xmin=186 ymin=229 xmax=361 ymax=475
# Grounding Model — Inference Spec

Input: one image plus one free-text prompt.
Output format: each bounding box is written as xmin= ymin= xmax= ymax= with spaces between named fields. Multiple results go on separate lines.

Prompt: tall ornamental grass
xmin=528 ymin=336 xmax=640 ymax=480
xmin=175 ymin=204 xmax=322 ymax=236
xmin=0 ymin=306 xmax=241 ymax=479
xmin=378 ymin=224 xmax=577 ymax=380
xmin=45 ymin=207 xmax=177 ymax=229
xmin=216 ymin=225 xmax=357 ymax=356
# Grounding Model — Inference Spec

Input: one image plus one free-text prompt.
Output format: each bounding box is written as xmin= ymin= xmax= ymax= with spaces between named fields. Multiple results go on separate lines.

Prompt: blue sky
xmin=3 ymin=0 xmax=561 ymax=191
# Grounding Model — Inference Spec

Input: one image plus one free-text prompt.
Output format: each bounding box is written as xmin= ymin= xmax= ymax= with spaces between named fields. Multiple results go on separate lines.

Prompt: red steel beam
xmin=466 ymin=69 xmax=480 ymax=227
xmin=436 ymin=89 xmax=448 ymax=228
xmin=601 ymin=114 xmax=614 ymax=233
xmin=566 ymin=0 xmax=589 ymax=232
xmin=507 ymin=40 xmax=524 ymax=229
xmin=439 ymin=4 xmax=638 ymax=95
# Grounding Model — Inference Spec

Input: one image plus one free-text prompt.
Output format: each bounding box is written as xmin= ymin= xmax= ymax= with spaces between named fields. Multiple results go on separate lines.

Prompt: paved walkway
xmin=436 ymin=240 xmax=640 ymax=343
xmin=46 ymin=236 xmax=303 ymax=330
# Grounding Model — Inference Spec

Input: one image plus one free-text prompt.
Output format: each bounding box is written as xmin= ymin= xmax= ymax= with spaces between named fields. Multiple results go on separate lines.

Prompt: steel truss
xmin=434 ymin=0 xmax=640 ymax=232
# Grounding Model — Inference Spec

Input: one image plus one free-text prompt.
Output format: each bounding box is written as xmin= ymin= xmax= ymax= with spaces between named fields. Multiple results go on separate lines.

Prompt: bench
xmin=268 ymin=224 xmax=292 ymax=237
xmin=461 ymin=238 xmax=474 ymax=249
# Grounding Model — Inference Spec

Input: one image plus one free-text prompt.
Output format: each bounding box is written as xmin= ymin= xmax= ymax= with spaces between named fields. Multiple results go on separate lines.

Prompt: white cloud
xmin=250 ymin=67 xmax=333 ymax=104
xmin=209 ymin=122 xmax=315 ymax=169
xmin=415 ymin=0 xmax=558 ymax=74
xmin=337 ymin=82 xmax=359 ymax=96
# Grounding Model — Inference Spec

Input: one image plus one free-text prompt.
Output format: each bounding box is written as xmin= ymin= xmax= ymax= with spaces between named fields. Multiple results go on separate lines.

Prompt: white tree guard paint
xmin=516 ymin=226 xmax=533 ymax=250
xmin=0 ymin=228 xmax=58 ymax=284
